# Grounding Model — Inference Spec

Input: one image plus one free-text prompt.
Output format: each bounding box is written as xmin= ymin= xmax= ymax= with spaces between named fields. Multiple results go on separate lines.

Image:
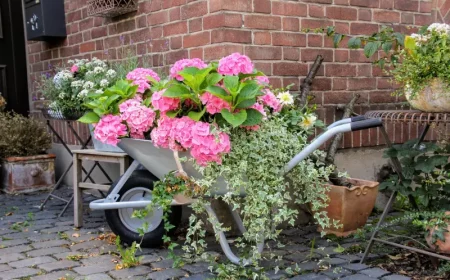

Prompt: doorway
xmin=0 ymin=0 xmax=29 ymax=115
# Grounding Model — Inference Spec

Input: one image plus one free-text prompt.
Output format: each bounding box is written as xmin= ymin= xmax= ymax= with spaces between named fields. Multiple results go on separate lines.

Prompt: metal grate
xmin=87 ymin=0 xmax=138 ymax=18
xmin=365 ymin=110 xmax=450 ymax=125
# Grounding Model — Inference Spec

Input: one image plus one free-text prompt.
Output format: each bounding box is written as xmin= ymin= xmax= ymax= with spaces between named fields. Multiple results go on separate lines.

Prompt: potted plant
xmin=0 ymin=112 xmax=54 ymax=194
xmin=80 ymin=54 xmax=335 ymax=277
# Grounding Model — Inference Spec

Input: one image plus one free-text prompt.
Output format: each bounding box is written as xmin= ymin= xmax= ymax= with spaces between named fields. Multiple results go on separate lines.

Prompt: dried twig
xmin=298 ymin=55 xmax=324 ymax=106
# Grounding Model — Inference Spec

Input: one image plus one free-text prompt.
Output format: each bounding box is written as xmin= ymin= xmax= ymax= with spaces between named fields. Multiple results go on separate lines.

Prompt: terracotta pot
xmin=425 ymin=211 xmax=450 ymax=253
xmin=406 ymin=78 xmax=450 ymax=112
xmin=1 ymin=154 xmax=56 ymax=194
xmin=318 ymin=178 xmax=379 ymax=237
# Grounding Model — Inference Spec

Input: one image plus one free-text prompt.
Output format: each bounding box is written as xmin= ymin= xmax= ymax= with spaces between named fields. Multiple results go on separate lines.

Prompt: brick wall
xmin=28 ymin=0 xmax=446 ymax=148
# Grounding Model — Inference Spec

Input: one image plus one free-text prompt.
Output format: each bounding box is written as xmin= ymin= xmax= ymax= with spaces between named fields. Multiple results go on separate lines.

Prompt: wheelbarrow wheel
xmin=105 ymin=170 xmax=182 ymax=248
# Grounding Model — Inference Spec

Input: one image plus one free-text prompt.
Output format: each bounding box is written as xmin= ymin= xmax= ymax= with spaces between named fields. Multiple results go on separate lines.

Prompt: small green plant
xmin=9 ymin=221 xmax=29 ymax=232
xmin=66 ymin=254 xmax=85 ymax=261
xmin=114 ymin=235 xmax=142 ymax=269
xmin=26 ymin=212 xmax=34 ymax=221
xmin=309 ymin=237 xmax=316 ymax=260
xmin=333 ymin=244 xmax=346 ymax=253
xmin=58 ymin=232 xmax=69 ymax=240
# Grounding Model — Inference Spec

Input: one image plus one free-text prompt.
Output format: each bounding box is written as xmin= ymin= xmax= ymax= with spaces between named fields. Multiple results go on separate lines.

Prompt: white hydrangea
xmin=85 ymin=70 xmax=94 ymax=77
xmin=78 ymin=89 xmax=89 ymax=98
xmin=94 ymin=67 xmax=104 ymax=74
xmin=427 ymin=23 xmax=450 ymax=35
xmin=83 ymin=81 xmax=95 ymax=89
xmin=95 ymin=89 xmax=103 ymax=94
xmin=277 ymin=91 xmax=294 ymax=105
xmin=53 ymin=70 xmax=73 ymax=89
xmin=67 ymin=59 xmax=74 ymax=64
xmin=106 ymin=69 xmax=116 ymax=78
xmin=410 ymin=33 xmax=430 ymax=46
xmin=100 ymin=79 xmax=109 ymax=87
xmin=58 ymin=92 xmax=67 ymax=99
xmin=71 ymin=80 xmax=83 ymax=88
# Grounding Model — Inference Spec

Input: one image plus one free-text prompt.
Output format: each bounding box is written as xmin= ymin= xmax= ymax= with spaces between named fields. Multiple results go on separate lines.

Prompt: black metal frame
xmin=39 ymin=119 xmax=112 ymax=217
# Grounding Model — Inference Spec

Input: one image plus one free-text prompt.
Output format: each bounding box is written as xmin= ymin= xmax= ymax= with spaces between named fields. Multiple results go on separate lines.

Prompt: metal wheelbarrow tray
xmin=89 ymin=116 xmax=381 ymax=265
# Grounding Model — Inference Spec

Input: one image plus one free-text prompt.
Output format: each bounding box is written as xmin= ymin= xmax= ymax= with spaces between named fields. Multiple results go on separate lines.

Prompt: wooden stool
xmin=73 ymin=149 xmax=129 ymax=227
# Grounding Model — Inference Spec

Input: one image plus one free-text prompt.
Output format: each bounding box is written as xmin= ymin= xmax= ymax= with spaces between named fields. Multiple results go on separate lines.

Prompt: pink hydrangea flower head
xmin=218 ymin=53 xmax=254 ymax=76
xmin=259 ymin=89 xmax=282 ymax=112
xmin=190 ymin=131 xmax=231 ymax=166
xmin=200 ymin=92 xmax=231 ymax=115
xmin=70 ymin=65 xmax=79 ymax=73
xmin=126 ymin=68 xmax=161 ymax=93
xmin=172 ymin=116 xmax=196 ymax=148
xmin=250 ymin=102 xmax=266 ymax=117
xmin=93 ymin=114 xmax=128 ymax=146
xmin=151 ymin=116 xmax=176 ymax=148
xmin=170 ymin=58 xmax=208 ymax=81
xmin=256 ymin=75 xmax=269 ymax=85
xmin=119 ymin=99 xmax=156 ymax=139
xmin=151 ymin=89 xmax=180 ymax=113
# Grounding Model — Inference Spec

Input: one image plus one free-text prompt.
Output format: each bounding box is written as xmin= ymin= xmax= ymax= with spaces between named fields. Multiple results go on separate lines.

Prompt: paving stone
xmin=73 ymin=263 xmax=116 ymax=275
xmin=30 ymin=270 xmax=79 ymax=280
xmin=9 ymin=256 xmax=56 ymax=268
xmin=2 ymin=231 xmax=35 ymax=240
xmin=38 ymin=260 xmax=79 ymax=271
xmin=382 ymin=275 xmax=412 ymax=280
xmin=0 ymin=238 xmax=30 ymax=248
xmin=0 ymin=253 xmax=26 ymax=264
xmin=297 ymin=261 xmax=320 ymax=271
xmin=27 ymin=246 xmax=70 ymax=257
xmin=181 ymin=272 xmax=215 ymax=280
xmin=339 ymin=254 xmax=362 ymax=263
xmin=54 ymin=251 xmax=87 ymax=261
xmin=31 ymin=239 xmax=70 ymax=249
xmin=109 ymin=265 xmax=153 ymax=279
xmin=290 ymin=274 xmax=332 ymax=280
xmin=360 ymin=267 xmax=391 ymax=278
xmin=151 ymin=258 xmax=174 ymax=269
xmin=80 ymin=254 xmax=118 ymax=265
xmin=0 ymin=267 xmax=40 ymax=279
xmin=0 ymin=244 xmax=32 ymax=254
xmin=285 ymin=252 xmax=321 ymax=263
xmin=340 ymin=274 xmax=378 ymax=280
xmin=341 ymin=263 xmax=370 ymax=272
xmin=322 ymin=257 xmax=348 ymax=266
xmin=75 ymin=273 xmax=114 ymax=280
xmin=71 ymin=240 xmax=105 ymax=251
xmin=139 ymin=254 xmax=162 ymax=265
xmin=0 ymin=264 xmax=12 ymax=272
xmin=265 ymin=270 xmax=288 ymax=280
xmin=182 ymin=262 xmax=210 ymax=274
xmin=42 ymin=225 xmax=76 ymax=234
xmin=27 ymin=233 xmax=60 ymax=242
xmin=146 ymin=268 xmax=188 ymax=280
xmin=321 ymin=268 xmax=352 ymax=279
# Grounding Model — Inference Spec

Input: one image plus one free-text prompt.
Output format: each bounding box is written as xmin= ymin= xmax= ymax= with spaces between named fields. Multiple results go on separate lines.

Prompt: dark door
xmin=0 ymin=0 xmax=29 ymax=115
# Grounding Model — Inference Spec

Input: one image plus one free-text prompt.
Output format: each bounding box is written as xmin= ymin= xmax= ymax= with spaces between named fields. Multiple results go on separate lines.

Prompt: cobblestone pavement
xmin=0 ymin=189 xmax=411 ymax=280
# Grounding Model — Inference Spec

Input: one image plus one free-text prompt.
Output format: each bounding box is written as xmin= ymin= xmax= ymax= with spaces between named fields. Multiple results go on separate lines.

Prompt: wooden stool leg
xmin=119 ymin=157 xmax=129 ymax=175
xmin=73 ymin=155 xmax=83 ymax=227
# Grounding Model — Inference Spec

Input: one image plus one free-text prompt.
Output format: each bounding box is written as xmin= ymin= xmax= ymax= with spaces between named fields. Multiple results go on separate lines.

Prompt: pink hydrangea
xmin=191 ymin=130 xmax=231 ymax=166
xmin=150 ymin=116 xmax=177 ymax=149
xmin=126 ymin=68 xmax=160 ymax=93
xmin=119 ymin=99 xmax=156 ymax=139
xmin=151 ymin=89 xmax=180 ymax=113
xmin=94 ymin=114 xmax=128 ymax=146
xmin=250 ymin=102 xmax=266 ymax=117
xmin=170 ymin=58 xmax=208 ymax=81
xmin=259 ymin=89 xmax=282 ymax=112
xmin=171 ymin=116 xmax=196 ymax=148
xmin=218 ymin=53 xmax=254 ymax=76
xmin=200 ymin=92 xmax=231 ymax=115
xmin=256 ymin=75 xmax=269 ymax=85
xmin=70 ymin=65 xmax=79 ymax=73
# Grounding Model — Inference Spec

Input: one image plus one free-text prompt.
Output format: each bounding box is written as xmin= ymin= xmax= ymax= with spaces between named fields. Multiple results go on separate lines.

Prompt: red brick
xmin=333 ymin=78 xmax=347 ymax=90
xmin=348 ymin=78 xmax=376 ymax=90
xmin=170 ymin=36 xmax=183 ymax=49
xmin=95 ymin=40 xmax=104 ymax=51
xmin=272 ymin=1 xmax=307 ymax=16
xmin=189 ymin=18 xmax=202 ymax=33
xmin=283 ymin=18 xmax=300 ymax=31
xmin=326 ymin=64 xmax=356 ymax=77
xmin=349 ymin=0 xmax=379 ymax=7
xmin=401 ymin=13 xmax=414 ymax=24
xmin=244 ymin=15 xmax=281 ymax=30
xmin=152 ymin=39 xmax=170 ymax=52
xmin=83 ymin=30 xmax=92 ymax=42
xmin=419 ymin=1 xmax=432 ymax=13
xmin=350 ymin=22 xmax=379 ymax=35
xmin=67 ymin=10 xmax=82 ymax=22
xmin=151 ymin=26 xmax=163 ymax=39
xmin=183 ymin=31 xmax=210 ymax=48
xmin=163 ymin=21 xmax=188 ymax=36
xmin=79 ymin=18 xmax=94 ymax=30
xmin=181 ymin=1 xmax=208 ymax=19
xmin=283 ymin=47 xmax=300 ymax=61
xmin=415 ymin=14 xmax=432 ymax=26
xmin=68 ymin=34 xmax=83 ymax=45
xmin=357 ymin=64 xmax=372 ymax=76
xmin=301 ymin=19 xmax=333 ymax=30
xmin=335 ymin=50 xmax=349 ymax=62
xmin=91 ymin=27 xmax=107 ymax=39
xmin=302 ymin=49 xmax=333 ymax=62
xmin=394 ymin=0 xmax=419 ymax=11
xmin=203 ymin=13 xmax=242 ymax=29
xmin=309 ymin=4 xmax=325 ymax=17
xmin=273 ymin=62 xmax=308 ymax=76
xmin=80 ymin=42 xmax=96 ymax=53
xmin=116 ymin=19 xmax=136 ymax=33
xmin=245 ymin=46 xmax=282 ymax=60
xmin=302 ymin=0 xmax=332 ymax=4
xmin=166 ymin=49 xmax=189 ymax=64
xmin=148 ymin=10 xmax=169 ymax=25
xmin=326 ymin=6 xmax=357 ymax=20
xmin=369 ymin=91 xmax=397 ymax=103
xmin=136 ymin=15 xmax=148 ymax=28
xmin=162 ymin=0 xmax=186 ymax=9
xmin=210 ymin=0 xmax=252 ymax=12
xmin=374 ymin=10 xmax=400 ymax=23
xmin=169 ymin=7 xmax=181 ymax=21
xmin=441 ymin=0 xmax=450 ymax=17
xmin=308 ymin=34 xmax=323 ymax=47
xmin=189 ymin=48 xmax=203 ymax=59
xmin=334 ymin=22 xmax=349 ymax=34
xmin=350 ymin=50 xmax=377 ymax=63
xmin=254 ymin=62 xmax=271 ymax=74
xmin=358 ymin=9 xmax=372 ymax=21
xmin=272 ymin=33 xmax=305 ymax=47
xmin=324 ymin=91 xmax=368 ymax=105
xmin=380 ymin=0 xmax=393 ymax=9
xmin=253 ymin=0 xmax=271 ymax=13
xmin=40 ymin=50 xmax=52 ymax=61
xmin=204 ymin=45 xmax=244 ymax=60
xmin=254 ymin=32 xmax=271 ymax=45
xmin=377 ymin=77 xmax=397 ymax=89
xmin=212 ymin=29 xmax=252 ymax=44
xmin=311 ymin=78 xmax=332 ymax=91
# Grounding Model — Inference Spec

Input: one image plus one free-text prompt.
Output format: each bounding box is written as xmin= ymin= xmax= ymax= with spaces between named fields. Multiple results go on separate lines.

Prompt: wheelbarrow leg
xmin=205 ymin=205 xmax=264 ymax=266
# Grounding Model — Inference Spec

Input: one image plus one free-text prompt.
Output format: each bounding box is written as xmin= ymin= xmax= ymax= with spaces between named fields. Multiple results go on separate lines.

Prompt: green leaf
xmin=241 ymin=109 xmax=263 ymax=126
xmin=364 ymin=41 xmax=380 ymax=58
xmin=237 ymin=83 xmax=260 ymax=103
xmin=187 ymin=107 xmax=206 ymax=121
xmin=163 ymin=84 xmax=191 ymax=98
xmin=165 ymin=110 xmax=178 ymax=118
xmin=333 ymin=33 xmax=344 ymax=48
xmin=404 ymin=35 xmax=417 ymax=52
xmin=206 ymin=73 xmax=223 ymax=86
xmin=106 ymin=94 xmax=120 ymax=107
xmin=143 ymin=97 xmax=152 ymax=107
xmin=224 ymin=76 xmax=239 ymax=92
xmin=78 ymin=112 xmax=100 ymax=124
xmin=382 ymin=42 xmax=393 ymax=54
xmin=394 ymin=32 xmax=405 ymax=46
xmin=415 ymin=155 xmax=448 ymax=173
xmin=93 ymin=108 xmax=105 ymax=116
xmin=235 ymin=98 xmax=256 ymax=109
xmin=205 ymin=85 xmax=230 ymax=99
xmin=348 ymin=37 xmax=362 ymax=49
xmin=220 ymin=109 xmax=247 ymax=127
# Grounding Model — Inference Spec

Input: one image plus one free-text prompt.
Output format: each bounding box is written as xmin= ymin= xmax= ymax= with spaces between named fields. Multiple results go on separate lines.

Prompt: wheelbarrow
xmin=90 ymin=116 xmax=381 ymax=265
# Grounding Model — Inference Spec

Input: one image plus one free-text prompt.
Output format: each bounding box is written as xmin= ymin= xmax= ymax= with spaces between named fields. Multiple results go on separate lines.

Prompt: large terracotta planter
xmin=406 ymin=78 xmax=450 ymax=112
xmin=319 ymin=178 xmax=379 ymax=237
xmin=426 ymin=211 xmax=450 ymax=253
xmin=1 ymin=154 xmax=56 ymax=194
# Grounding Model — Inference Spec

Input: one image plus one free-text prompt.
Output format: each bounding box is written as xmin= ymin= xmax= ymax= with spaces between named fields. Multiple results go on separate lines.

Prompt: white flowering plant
xmin=38 ymin=57 xmax=117 ymax=118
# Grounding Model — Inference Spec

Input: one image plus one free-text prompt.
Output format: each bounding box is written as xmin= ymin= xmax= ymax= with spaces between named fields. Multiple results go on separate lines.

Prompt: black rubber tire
xmin=104 ymin=170 xmax=182 ymax=248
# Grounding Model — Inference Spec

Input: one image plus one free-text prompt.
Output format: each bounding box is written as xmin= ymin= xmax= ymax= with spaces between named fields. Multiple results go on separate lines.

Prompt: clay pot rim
xmin=325 ymin=177 xmax=379 ymax=192
xmin=4 ymin=154 xmax=56 ymax=162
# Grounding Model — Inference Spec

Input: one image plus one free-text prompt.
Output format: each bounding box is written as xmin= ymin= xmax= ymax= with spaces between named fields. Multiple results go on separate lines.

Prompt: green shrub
xmin=0 ymin=112 xmax=52 ymax=158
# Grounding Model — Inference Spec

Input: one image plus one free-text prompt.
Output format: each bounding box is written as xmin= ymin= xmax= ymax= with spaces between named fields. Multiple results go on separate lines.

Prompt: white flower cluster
xmin=100 ymin=79 xmax=109 ymax=87
xmin=83 ymin=81 xmax=95 ymax=89
xmin=277 ymin=90 xmax=294 ymax=105
xmin=410 ymin=33 xmax=430 ymax=46
xmin=106 ymin=69 xmax=116 ymax=79
xmin=78 ymin=89 xmax=89 ymax=98
xmin=427 ymin=23 xmax=450 ymax=35
xmin=53 ymin=70 xmax=73 ymax=89
xmin=71 ymin=80 xmax=83 ymax=88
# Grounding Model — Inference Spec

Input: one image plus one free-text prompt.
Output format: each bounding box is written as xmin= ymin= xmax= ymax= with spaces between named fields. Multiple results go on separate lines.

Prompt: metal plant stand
xmin=39 ymin=110 xmax=113 ymax=217
xmin=361 ymin=110 xmax=450 ymax=263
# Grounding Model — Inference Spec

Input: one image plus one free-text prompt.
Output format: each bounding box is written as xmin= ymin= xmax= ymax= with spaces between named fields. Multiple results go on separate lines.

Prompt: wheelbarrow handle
xmin=326 ymin=115 xmax=366 ymax=130
xmin=284 ymin=118 xmax=382 ymax=173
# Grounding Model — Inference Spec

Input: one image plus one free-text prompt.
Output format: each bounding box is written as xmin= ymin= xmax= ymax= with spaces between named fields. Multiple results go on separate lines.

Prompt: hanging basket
xmin=87 ymin=0 xmax=138 ymax=18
